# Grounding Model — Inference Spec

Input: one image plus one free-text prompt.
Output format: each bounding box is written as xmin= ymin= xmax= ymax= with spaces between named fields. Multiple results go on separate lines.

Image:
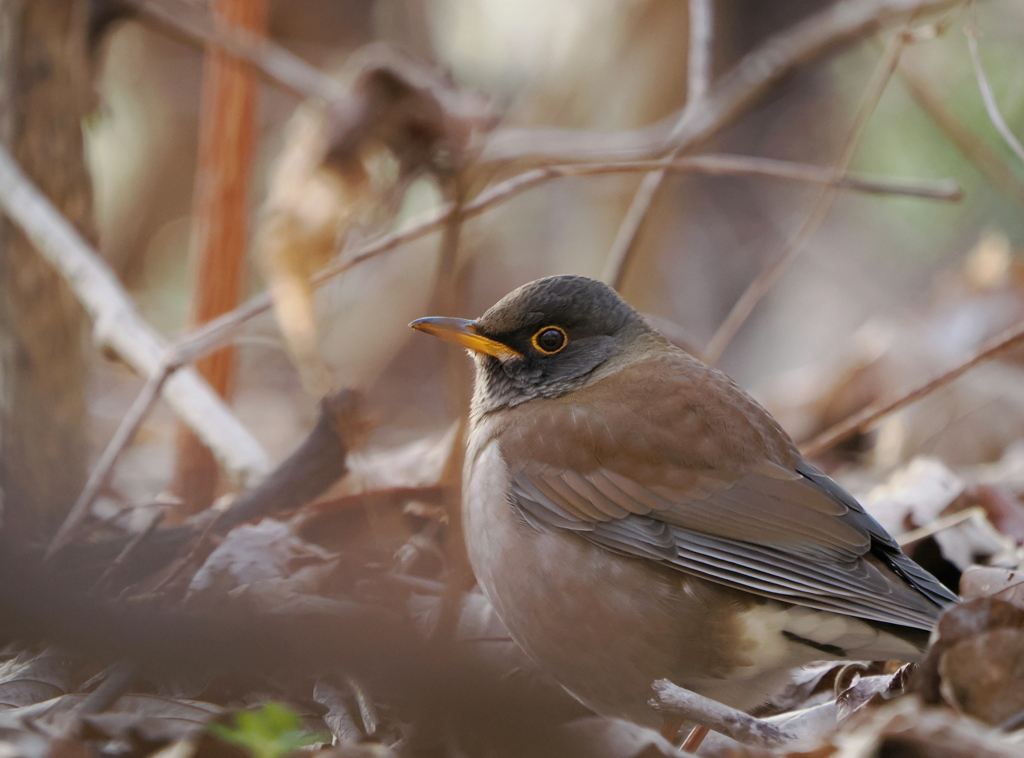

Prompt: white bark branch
xmin=0 ymin=146 xmax=270 ymax=487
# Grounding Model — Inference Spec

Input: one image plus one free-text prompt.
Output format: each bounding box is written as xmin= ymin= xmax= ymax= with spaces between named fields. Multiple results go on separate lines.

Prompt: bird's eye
xmin=531 ymin=326 xmax=568 ymax=354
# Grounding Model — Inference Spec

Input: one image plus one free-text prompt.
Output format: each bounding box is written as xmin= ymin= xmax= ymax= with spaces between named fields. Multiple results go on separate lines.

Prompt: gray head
xmin=411 ymin=276 xmax=661 ymax=414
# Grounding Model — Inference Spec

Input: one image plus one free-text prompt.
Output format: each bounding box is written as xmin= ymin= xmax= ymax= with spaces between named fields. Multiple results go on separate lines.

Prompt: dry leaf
xmin=0 ymin=651 xmax=73 ymax=710
xmin=860 ymin=456 xmax=966 ymax=535
xmin=960 ymin=566 xmax=1024 ymax=607
xmin=938 ymin=628 xmax=1024 ymax=725
xmin=188 ymin=520 xmax=339 ymax=606
xmin=257 ymin=46 xmax=493 ymax=394
xmin=833 ymin=696 xmax=1023 ymax=757
xmin=913 ymin=598 xmax=1024 ymax=706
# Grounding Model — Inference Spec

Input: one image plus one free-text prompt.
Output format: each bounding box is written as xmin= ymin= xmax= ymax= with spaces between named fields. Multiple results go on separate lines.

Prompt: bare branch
xmin=687 ymin=0 xmax=714 ymax=103
xmin=188 ymin=164 xmax=955 ymax=364
xmin=702 ymin=31 xmax=909 ymax=364
xmin=599 ymin=0 xmax=714 ymax=289
xmin=482 ymin=0 xmax=970 ymax=165
xmin=126 ymin=0 xmax=341 ymax=102
xmin=47 ymin=363 xmax=176 ymax=559
xmin=801 ymin=317 xmax=1024 ymax=457
xmin=171 ymin=0 xmax=268 ymax=514
xmin=651 ymin=679 xmax=796 ymax=749
xmin=965 ymin=22 xmax=1024 ymax=165
xmin=129 ymin=0 xmax=974 ymax=171
xmin=898 ymin=64 xmax=1024 ymax=209
xmin=568 ymin=155 xmax=962 ymax=200
xmin=168 ymin=155 xmax=960 ymax=369
xmin=0 ymin=146 xmax=270 ymax=485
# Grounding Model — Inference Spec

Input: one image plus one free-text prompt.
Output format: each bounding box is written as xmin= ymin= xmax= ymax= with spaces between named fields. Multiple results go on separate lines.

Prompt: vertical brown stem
xmin=0 ymin=0 xmax=93 ymax=536
xmin=171 ymin=0 xmax=268 ymax=517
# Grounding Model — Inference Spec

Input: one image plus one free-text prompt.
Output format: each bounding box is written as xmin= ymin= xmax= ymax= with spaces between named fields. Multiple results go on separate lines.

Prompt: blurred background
xmin=3 ymin=2 xmax=1024 ymax=752
xmin=7 ymin=0 xmax=1024 ymax=530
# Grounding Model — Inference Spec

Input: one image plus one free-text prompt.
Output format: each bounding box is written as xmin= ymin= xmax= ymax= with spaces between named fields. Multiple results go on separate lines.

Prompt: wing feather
xmin=510 ymin=463 xmax=956 ymax=630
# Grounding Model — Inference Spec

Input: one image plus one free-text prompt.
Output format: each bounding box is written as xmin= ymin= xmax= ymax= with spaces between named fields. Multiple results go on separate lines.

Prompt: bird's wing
xmin=509 ymin=460 xmax=955 ymax=629
xmin=498 ymin=355 xmax=957 ymax=631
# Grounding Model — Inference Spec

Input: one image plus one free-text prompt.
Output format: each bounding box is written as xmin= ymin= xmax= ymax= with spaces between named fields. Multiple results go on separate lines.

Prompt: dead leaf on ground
xmin=913 ymin=598 xmax=1024 ymax=712
xmin=832 ymin=696 xmax=1024 ymax=758
xmin=960 ymin=566 xmax=1024 ymax=607
xmin=187 ymin=520 xmax=339 ymax=608
xmin=937 ymin=628 xmax=1024 ymax=726
xmin=0 ymin=650 xmax=75 ymax=710
xmin=860 ymin=457 xmax=966 ymax=536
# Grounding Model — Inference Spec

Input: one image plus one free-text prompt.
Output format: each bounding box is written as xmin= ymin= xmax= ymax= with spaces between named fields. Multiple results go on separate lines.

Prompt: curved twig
xmin=801 ymin=318 xmax=1024 ymax=457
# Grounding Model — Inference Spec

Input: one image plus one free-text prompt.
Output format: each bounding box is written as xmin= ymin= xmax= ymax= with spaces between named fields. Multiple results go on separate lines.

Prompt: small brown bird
xmin=411 ymin=275 xmax=956 ymax=727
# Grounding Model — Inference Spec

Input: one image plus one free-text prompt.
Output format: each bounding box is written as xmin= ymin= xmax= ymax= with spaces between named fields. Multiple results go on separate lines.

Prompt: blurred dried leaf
xmin=257 ymin=46 xmax=493 ymax=394
xmin=4 ymin=692 xmax=221 ymax=736
xmin=551 ymin=717 xmax=675 ymax=758
xmin=833 ymin=697 xmax=1024 ymax=758
xmin=0 ymin=651 xmax=74 ymax=710
xmin=768 ymin=662 xmax=847 ymax=713
xmin=861 ymin=457 xmax=1013 ymax=569
xmin=343 ymin=423 xmax=460 ymax=493
xmin=960 ymin=566 xmax=1024 ymax=607
xmin=314 ymin=680 xmax=365 ymax=745
xmin=187 ymin=520 xmax=339 ymax=606
xmin=913 ymin=598 xmax=1024 ymax=707
xmin=861 ymin=456 xmax=966 ymax=535
xmin=972 ymin=484 xmax=1024 ymax=543
xmin=0 ymin=715 xmax=55 ymax=758
xmin=929 ymin=509 xmax=1016 ymax=571
xmin=938 ymin=628 xmax=1024 ymax=725
xmin=835 ymin=667 xmax=910 ymax=722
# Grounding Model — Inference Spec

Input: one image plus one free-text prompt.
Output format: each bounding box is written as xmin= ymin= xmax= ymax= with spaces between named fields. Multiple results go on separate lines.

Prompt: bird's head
xmin=411 ymin=275 xmax=660 ymax=414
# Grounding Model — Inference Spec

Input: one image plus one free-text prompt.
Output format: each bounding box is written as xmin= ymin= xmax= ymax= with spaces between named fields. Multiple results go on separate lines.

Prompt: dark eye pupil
xmin=538 ymin=329 xmax=564 ymax=352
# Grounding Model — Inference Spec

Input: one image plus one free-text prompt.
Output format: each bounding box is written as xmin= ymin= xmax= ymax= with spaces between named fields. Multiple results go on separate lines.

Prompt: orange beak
xmin=409 ymin=317 xmax=521 ymax=360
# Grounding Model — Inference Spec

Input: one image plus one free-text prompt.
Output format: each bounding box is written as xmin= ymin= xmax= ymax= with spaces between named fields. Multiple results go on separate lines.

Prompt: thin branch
xmin=897 ymin=63 xmax=1024 ymax=209
xmin=126 ymin=0 xmax=341 ymax=102
xmin=801 ymin=317 xmax=1024 ymax=457
xmin=167 ymin=155 xmax=961 ymax=369
xmin=687 ymin=0 xmax=714 ymax=103
xmin=481 ymin=0 xmax=970 ymax=165
xmin=897 ymin=506 xmax=986 ymax=546
xmin=964 ymin=22 xmax=1024 ymax=165
xmin=651 ymin=679 xmax=796 ymax=749
xmin=566 ymin=155 xmax=962 ymax=199
xmin=134 ymin=0 xmax=972 ymax=169
xmin=0 ymin=146 xmax=270 ymax=484
xmin=46 ymin=362 xmax=177 ymax=560
xmin=90 ymin=510 xmax=166 ymax=594
xmin=600 ymin=0 xmax=715 ymax=289
xmin=702 ymin=31 xmax=909 ymax=365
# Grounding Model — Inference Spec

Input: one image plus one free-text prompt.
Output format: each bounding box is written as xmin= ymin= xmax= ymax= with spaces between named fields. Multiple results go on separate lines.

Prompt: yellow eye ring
xmin=531 ymin=325 xmax=568 ymax=354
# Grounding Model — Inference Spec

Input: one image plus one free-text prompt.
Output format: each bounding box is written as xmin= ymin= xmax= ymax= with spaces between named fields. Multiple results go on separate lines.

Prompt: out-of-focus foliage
xmin=208 ymin=703 xmax=328 ymax=758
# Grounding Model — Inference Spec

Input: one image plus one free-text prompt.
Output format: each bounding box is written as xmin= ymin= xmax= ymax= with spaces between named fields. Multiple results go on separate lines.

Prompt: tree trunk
xmin=0 ymin=0 xmax=93 ymax=536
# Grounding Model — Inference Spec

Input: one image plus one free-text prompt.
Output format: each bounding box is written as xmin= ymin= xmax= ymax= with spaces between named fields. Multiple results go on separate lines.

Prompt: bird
xmin=410 ymin=275 xmax=957 ymax=728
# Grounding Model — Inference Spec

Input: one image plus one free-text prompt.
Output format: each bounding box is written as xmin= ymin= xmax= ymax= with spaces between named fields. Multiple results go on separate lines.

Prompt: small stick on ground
xmin=651 ymin=679 xmax=796 ymax=749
